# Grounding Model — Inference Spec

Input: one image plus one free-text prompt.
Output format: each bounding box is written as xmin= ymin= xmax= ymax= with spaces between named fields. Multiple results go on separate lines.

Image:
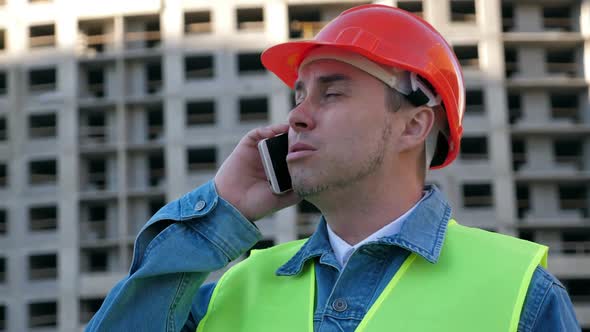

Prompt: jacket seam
xmin=527 ymin=275 xmax=553 ymax=332
xmin=167 ymin=272 xmax=189 ymax=332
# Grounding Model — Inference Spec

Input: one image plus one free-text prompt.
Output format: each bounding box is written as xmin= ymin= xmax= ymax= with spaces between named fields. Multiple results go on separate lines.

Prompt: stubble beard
xmin=292 ymin=120 xmax=393 ymax=198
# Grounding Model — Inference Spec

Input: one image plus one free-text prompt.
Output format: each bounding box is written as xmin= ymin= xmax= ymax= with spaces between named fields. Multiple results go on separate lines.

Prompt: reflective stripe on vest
xmin=197 ymin=220 xmax=548 ymax=332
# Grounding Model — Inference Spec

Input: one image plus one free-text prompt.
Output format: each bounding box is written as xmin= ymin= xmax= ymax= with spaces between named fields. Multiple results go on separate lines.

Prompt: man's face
xmin=287 ymin=59 xmax=402 ymax=198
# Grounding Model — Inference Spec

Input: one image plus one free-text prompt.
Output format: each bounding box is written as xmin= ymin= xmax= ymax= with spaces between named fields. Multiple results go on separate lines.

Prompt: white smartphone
xmin=257 ymin=133 xmax=293 ymax=195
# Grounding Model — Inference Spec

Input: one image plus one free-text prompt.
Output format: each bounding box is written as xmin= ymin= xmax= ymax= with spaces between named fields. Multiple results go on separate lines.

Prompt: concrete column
xmin=7 ymin=71 xmax=26 ymax=198
xmin=164 ymin=98 xmax=186 ymax=198
xmin=114 ymin=26 xmax=128 ymax=271
xmin=117 ymin=153 xmax=127 ymax=272
xmin=104 ymin=18 xmax=117 ymax=54
xmin=217 ymin=49 xmax=233 ymax=93
xmin=140 ymin=157 xmax=149 ymax=189
xmin=269 ymin=86 xmax=290 ymax=123
xmin=113 ymin=15 xmax=124 ymax=55
xmin=518 ymin=47 xmax=545 ymax=77
xmin=129 ymin=108 xmax=145 ymax=144
xmin=106 ymin=65 xmax=118 ymax=99
xmin=265 ymin=1 xmax=288 ymax=43
xmin=529 ymin=183 xmax=560 ymax=219
xmin=55 ymin=0 xmax=80 ymax=330
xmin=423 ymin=0 xmax=448 ymax=31
xmin=109 ymin=247 xmax=121 ymax=272
xmin=218 ymin=92 xmax=236 ymax=129
xmin=479 ymin=0 xmax=516 ymax=235
xmin=524 ymin=137 xmax=553 ymax=170
xmin=213 ymin=1 xmax=234 ymax=37
xmin=5 ymin=0 xmax=27 ymax=56
xmin=582 ymin=0 xmax=590 ymax=40
xmin=4 ymin=3 xmax=28 ymax=330
xmin=108 ymin=202 xmax=118 ymax=239
xmin=7 ymin=0 xmax=28 ymax=203
xmin=582 ymin=0 xmax=590 ymax=184
xmin=105 ymin=108 xmax=116 ymax=143
xmin=514 ymin=4 xmax=543 ymax=32
xmin=521 ymin=91 xmax=550 ymax=124
xmin=126 ymin=155 xmax=138 ymax=190
xmin=161 ymin=0 xmax=183 ymax=66
xmin=217 ymin=142 xmax=236 ymax=173
xmin=129 ymin=62 xmax=145 ymax=98
xmin=376 ymin=0 xmax=395 ymax=6
xmin=583 ymin=82 xmax=590 ymax=172
xmin=479 ymin=0 xmax=503 ymax=74
xmin=274 ymin=207 xmax=298 ymax=243
xmin=6 ymin=209 xmax=27 ymax=331
xmin=578 ymin=91 xmax=590 ymax=125
xmin=161 ymin=0 xmax=187 ymax=200
xmin=163 ymin=97 xmax=186 ymax=200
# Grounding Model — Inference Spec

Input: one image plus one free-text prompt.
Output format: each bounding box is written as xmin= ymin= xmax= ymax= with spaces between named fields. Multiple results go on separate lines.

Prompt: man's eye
xmin=325 ymin=92 xmax=341 ymax=98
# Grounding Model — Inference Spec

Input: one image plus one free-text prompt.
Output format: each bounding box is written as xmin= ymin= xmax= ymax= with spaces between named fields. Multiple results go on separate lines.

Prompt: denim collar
xmin=276 ymin=185 xmax=452 ymax=276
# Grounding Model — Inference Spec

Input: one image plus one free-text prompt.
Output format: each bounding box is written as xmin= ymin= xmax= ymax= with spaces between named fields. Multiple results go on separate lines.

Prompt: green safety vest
xmin=197 ymin=220 xmax=548 ymax=332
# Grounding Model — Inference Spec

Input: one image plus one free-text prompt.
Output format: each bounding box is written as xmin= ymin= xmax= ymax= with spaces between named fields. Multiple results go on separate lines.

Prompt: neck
xmin=308 ymin=168 xmax=423 ymax=245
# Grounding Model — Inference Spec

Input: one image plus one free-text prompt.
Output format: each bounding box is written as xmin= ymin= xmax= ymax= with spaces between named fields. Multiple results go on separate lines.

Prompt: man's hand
xmin=214 ymin=123 xmax=301 ymax=221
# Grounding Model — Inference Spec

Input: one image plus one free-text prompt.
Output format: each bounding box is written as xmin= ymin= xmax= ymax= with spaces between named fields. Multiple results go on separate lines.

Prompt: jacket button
xmin=195 ymin=200 xmax=206 ymax=211
xmin=332 ymin=298 xmax=347 ymax=312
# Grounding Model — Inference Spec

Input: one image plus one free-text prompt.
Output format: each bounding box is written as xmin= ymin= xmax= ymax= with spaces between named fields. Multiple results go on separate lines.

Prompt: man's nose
xmin=288 ymin=100 xmax=316 ymax=132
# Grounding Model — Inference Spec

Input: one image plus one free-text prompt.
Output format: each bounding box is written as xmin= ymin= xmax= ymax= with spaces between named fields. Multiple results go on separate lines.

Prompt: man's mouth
xmin=287 ymin=142 xmax=317 ymax=161
xmin=289 ymin=142 xmax=317 ymax=153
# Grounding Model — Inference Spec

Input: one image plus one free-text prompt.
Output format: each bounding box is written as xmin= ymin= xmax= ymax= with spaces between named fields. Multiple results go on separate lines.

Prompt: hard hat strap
xmin=408 ymin=72 xmax=442 ymax=108
xmin=425 ymin=107 xmax=450 ymax=171
xmin=425 ymin=122 xmax=439 ymax=173
xmin=406 ymin=89 xmax=430 ymax=107
xmin=299 ymin=46 xmax=412 ymax=95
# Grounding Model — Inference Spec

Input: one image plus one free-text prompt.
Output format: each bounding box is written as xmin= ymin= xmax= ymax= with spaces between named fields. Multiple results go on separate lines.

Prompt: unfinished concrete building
xmin=0 ymin=0 xmax=588 ymax=330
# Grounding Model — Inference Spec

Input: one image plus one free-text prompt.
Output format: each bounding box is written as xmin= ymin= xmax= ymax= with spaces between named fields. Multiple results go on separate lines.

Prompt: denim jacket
xmin=86 ymin=180 xmax=580 ymax=332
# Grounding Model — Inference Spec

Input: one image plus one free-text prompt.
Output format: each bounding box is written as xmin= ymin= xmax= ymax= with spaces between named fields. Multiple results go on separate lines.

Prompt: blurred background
xmin=0 ymin=0 xmax=588 ymax=331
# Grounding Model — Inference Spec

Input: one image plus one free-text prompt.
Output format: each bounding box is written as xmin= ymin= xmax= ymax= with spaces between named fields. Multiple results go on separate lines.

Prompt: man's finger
xmin=245 ymin=124 xmax=289 ymax=145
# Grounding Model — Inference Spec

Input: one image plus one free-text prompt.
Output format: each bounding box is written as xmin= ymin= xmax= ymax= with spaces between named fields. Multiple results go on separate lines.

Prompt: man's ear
xmin=397 ymin=106 xmax=435 ymax=152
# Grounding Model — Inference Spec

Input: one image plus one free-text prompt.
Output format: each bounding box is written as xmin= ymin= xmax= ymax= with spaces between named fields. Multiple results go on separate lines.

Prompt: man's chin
xmin=291 ymin=179 xmax=311 ymax=197
xmin=292 ymin=179 xmax=329 ymax=198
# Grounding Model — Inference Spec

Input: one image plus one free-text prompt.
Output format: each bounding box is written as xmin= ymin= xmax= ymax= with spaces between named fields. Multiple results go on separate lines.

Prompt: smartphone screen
xmin=264 ymin=133 xmax=292 ymax=193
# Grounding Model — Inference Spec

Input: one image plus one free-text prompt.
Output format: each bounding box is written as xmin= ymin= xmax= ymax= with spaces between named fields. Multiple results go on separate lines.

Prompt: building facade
xmin=0 ymin=0 xmax=588 ymax=330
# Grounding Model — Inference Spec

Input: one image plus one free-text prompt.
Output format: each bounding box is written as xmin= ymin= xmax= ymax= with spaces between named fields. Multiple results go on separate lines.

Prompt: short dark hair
xmin=384 ymin=86 xmax=407 ymax=112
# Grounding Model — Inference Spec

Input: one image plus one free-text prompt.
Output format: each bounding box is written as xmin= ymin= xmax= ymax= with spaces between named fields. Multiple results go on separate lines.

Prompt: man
xmin=87 ymin=4 xmax=580 ymax=331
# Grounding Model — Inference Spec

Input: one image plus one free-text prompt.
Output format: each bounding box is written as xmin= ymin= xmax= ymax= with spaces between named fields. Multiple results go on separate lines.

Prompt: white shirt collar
xmin=326 ymin=193 xmax=426 ymax=268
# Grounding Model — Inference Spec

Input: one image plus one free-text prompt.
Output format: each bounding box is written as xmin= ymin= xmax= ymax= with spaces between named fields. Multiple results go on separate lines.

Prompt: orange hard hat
xmin=261 ymin=4 xmax=465 ymax=169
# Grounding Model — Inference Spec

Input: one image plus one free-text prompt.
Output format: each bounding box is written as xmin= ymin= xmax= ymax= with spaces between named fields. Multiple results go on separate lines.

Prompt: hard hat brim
xmin=261 ymin=40 xmax=417 ymax=89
